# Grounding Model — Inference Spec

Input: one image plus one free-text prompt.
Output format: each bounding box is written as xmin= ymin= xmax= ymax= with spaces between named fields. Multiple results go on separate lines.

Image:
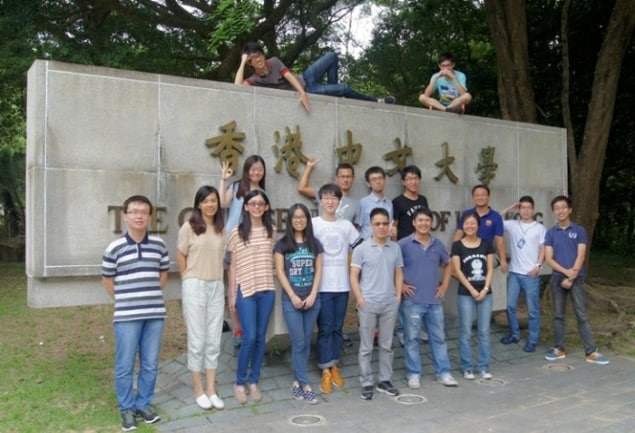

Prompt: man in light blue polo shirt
xmin=398 ymin=208 xmax=457 ymax=389
xmin=543 ymin=195 xmax=608 ymax=365
xmin=356 ymin=166 xmax=393 ymax=240
xmin=351 ymin=208 xmax=403 ymax=400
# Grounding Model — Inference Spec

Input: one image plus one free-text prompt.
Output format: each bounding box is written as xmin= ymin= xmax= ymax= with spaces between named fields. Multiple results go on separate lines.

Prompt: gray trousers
xmin=550 ymin=275 xmax=596 ymax=355
xmin=357 ymin=299 xmax=399 ymax=387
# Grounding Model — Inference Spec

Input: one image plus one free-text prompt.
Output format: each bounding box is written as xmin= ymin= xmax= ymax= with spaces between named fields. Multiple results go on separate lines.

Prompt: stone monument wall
xmin=27 ymin=61 xmax=567 ymax=331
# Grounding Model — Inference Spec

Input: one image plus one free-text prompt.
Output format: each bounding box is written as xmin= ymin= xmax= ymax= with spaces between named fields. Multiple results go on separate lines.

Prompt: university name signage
xmin=107 ymin=206 xmax=545 ymax=234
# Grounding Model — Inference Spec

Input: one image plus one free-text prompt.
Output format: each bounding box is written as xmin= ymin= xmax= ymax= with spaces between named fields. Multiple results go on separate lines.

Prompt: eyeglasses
xmin=127 ymin=210 xmax=150 ymax=216
xmin=247 ymin=201 xmax=267 ymax=208
xmin=403 ymin=176 xmax=420 ymax=182
xmin=320 ymin=196 xmax=339 ymax=202
xmin=368 ymin=176 xmax=384 ymax=182
xmin=553 ymin=206 xmax=569 ymax=211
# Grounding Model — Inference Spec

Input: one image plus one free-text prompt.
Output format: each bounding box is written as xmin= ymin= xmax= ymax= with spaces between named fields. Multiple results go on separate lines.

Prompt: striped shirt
xmin=226 ymin=226 xmax=275 ymax=298
xmin=102 ymin=233 xmax=170 ymax=323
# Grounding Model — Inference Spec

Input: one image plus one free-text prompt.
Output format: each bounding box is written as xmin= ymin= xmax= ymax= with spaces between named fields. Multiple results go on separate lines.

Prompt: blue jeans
xmin=550 ymin=275 xmax=596 ymax=355
xmin=235 ymin=288 xmax=275 ymax=385
xmin=113 ymin=318 xmax=165 ymax=413
xmin=457 ymin=294 xmax=493 ymax=373
xmin=506 ymin=272 xmax=541 ymax=344
xmin=317 ymin=291 xmax=349 ymax=369
xmin=282 ymin=297 xmax=321 ymax=386
xmin=302 ymin=52 xmax=377 ymax=102
xmin=402 ymin=299 xmax=452 ymax=379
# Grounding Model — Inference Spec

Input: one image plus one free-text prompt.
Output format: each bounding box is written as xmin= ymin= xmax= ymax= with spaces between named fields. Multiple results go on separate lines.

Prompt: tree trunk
xmin=484 ymin=0 xmax=537 ymax=122
xmin=565 ymin=0 xmax=635 ymax=252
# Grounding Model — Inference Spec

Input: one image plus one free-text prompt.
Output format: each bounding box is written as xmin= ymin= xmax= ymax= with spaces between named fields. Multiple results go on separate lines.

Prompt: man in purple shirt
xmin=398 ymin=208 xmax=457 ymax=389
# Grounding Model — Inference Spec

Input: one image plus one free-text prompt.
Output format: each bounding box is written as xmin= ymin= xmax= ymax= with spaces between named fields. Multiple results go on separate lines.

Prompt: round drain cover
xmin=395 ymin=394 xmax=427 ymax=405
xmin=288 ymin=414 xmax=325 ymax=426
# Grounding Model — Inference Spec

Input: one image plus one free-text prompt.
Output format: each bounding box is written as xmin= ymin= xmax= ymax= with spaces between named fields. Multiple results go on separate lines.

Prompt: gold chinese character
xmin=434 ymin=141 xmax=459 ymax=184
xmin=205 ymin=120 xmax=246 ymax=173
xmin=336 ymin=130 xmax=362 ymax=166
xmin=476 ymin=146 xmax=498 ymax=185
xmin=383 ymin=138 xmax=412 ymax=177
xmin=271 ymin=125 xmax=308 ymax=179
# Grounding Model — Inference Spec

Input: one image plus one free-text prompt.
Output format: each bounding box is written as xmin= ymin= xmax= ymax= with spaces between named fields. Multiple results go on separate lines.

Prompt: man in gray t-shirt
xmin=350 ymin=208 xmax=403 ymax=401
xmin=234 ymin=42 xmax=395 ymax=113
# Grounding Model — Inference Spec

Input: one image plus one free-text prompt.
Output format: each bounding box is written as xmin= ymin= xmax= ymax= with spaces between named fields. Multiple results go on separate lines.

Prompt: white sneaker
xmin=480 ymin=371 xmax=493 ymax=380
xmin=209 ymin=394 xmax=225 ymax=410
xmin=195 ymin=394 xmax=212 ymax=410
xmin=437 ymin=374 xmax=458 ymax=387
xmin=407 ymin=376 xmax=421 ymax=389
xmin=463 ymin=371 xmax=475 ymax=380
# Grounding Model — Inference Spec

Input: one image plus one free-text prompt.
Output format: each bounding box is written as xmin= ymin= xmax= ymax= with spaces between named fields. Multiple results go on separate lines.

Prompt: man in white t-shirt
xmin=499 ymin=195 xmax=546 ymax=353
xmin=311 ymin=183 xmax=361 ymax=395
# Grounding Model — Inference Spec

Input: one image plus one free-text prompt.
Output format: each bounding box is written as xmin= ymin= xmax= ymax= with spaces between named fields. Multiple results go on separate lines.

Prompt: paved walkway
xmin=154 ymin=325 xmax=635 ymax=433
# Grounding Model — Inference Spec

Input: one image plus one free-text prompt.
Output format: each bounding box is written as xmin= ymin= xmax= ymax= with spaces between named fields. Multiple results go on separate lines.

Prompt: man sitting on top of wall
xmin=234 ymin=42 xmax=395 ymax=112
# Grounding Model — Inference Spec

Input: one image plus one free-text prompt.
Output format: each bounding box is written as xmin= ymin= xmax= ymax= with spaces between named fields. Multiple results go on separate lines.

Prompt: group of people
xmin=234 ymin=42 xmax=471 ymax=113
xmin=101 ymin=154 xmax=608 ymax=431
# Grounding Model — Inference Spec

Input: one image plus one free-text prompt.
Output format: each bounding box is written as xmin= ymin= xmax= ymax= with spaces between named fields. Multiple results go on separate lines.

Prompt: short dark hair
xmin=401 ymin=165 xmax=421 ymax=180
xmin=412 ymin=207 xmax=433 ymax=221
xmin=370 ymin=207 xmax=389 ymax=221
xmin=318 ymin=183 xmax=342 ymax=199
xmin=123 ymin=195 xmax=153 ymax=215
xmin=242 ymin=42 xmax=264 ymax=55
xmin=335 ymin=163 xmax=355 ymax=177
xmin=550 ymin=195 xmax=572 ymax=210
xmin=472 ymin=184 xmax=490 ymax=196
xmin=461 ymin=211 xmax=481 ymax=228
xmin=438 ymin=52 xmax=455 ymax=64
xmin=519 ymin=195 xmax=535 ymax=207
xmin=365 ymin=166 xmax=386 ymax=182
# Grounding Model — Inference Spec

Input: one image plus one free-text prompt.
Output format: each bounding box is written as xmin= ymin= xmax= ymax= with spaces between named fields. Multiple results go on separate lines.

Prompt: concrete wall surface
xmin=26 ymin=60 xmax=566 ymax=331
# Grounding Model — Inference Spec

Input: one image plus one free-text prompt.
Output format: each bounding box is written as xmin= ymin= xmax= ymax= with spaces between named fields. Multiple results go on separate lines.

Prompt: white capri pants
xmin=182 ymin=278 xmax=225 ymax=372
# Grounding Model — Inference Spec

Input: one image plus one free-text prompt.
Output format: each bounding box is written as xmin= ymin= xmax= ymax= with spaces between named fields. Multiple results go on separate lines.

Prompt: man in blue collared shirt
xmin=454 ymin=184 xmax=507 ymax=273
xmin=356 ymin=166 xmax=393 ymax=240
xmin=398 ymin=208 xmax=457 ymax=389
xmin=543 ymin=195 xmax=608 ymax=365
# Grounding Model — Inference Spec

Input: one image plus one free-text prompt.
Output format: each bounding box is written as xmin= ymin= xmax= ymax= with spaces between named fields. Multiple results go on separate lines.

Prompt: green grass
xmin=0 ymin=263 xmax=158 ymax=433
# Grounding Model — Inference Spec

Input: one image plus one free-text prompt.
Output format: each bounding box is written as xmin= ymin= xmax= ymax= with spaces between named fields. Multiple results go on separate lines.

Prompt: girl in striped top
xmin=226 ymin=189 xmax=275 ymax=404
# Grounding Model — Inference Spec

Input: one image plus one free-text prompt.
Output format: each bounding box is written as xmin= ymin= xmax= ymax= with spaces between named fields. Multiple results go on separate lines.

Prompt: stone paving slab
xmin=153 ymin=325 xmax=635 ymax=433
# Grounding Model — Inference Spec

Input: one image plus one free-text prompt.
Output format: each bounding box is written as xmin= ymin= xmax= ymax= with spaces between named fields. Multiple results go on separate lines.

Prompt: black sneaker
xmin=136 ymin=408 xmax=160 ymax=424
xmin=382 ymin=95 xmax=396 ymax=104
xmin=121 ymin=410 xmax=138 ymax=431
xmin=376 ymin=381 xmax=399 ymax=396
xmin=360 ymin=385 xmax=374 ymax=400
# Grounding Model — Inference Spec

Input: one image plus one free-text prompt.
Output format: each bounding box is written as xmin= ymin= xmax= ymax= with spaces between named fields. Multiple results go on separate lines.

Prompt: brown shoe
xmin=233 ymin=384 xmax=247 ymax=404
xmin=249 ymin=383 xmax=262 ymax=402
xmin=330 ymin=365 xmax=345 ymax=388
xmin=320 ymin=371 xmax=333 ymax=394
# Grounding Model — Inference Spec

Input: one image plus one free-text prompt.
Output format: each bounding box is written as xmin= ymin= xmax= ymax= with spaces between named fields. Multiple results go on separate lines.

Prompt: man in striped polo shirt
xmin=102 ymin=195 xmax=170 ymax=431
